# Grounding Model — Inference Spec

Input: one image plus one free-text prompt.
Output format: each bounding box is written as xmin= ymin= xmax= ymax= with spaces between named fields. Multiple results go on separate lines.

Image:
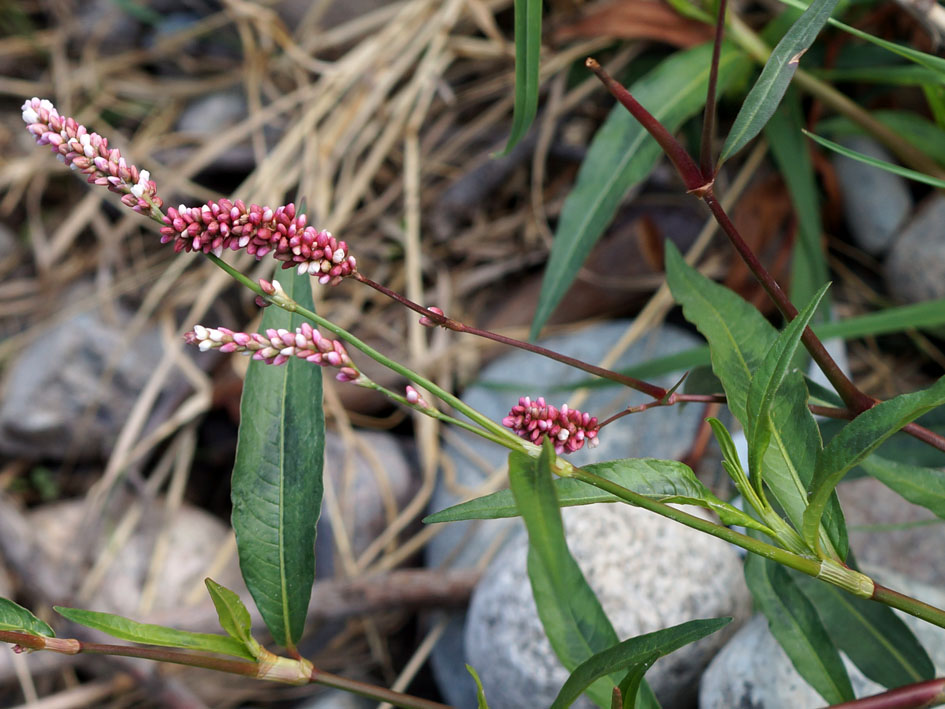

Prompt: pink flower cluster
xmin=185 ymin=322 xmax=360 ymax=382
xmin=21 ymin=98 xmax=162 ymax=215
xmin=502 ymin=396 xmax=600 ymax=454
xmin=161 ymin=200 xmax=356 ymax=284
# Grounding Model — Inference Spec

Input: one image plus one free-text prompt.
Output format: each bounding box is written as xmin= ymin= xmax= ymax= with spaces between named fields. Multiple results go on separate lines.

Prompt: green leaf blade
xmin=509 ymin=442 xmax=622 ymax=708
xmin=231 ymin=271 xmax=325 ymax=650
xmin=502 ymin=0 xmax=542 ymax=153
xmin=860 ymin=455 xmax=945 ymax=520
xmin=54 ymin=606 xmax=253 ymax=659
xmin=744 ymin=557 xmax=853 ymax=704
xmin=803 ymin=376 xmax=945 ymax=550
xmin=530 ymin=43 xmax=749 ymax=338
xmin=804 ymin=131 xmax=945 ymax=189
xmin=790 ymin=570 xmax=934 ymax=688
xmin=550 ymin=618 xmax=731 ymax=709
xmin=205 ymin=578 xmax=262 ymax=658
xmin=720 ymin=0 xmax=841 ymax=163
xmin=0 ymin=598 xmax=54 ymax=637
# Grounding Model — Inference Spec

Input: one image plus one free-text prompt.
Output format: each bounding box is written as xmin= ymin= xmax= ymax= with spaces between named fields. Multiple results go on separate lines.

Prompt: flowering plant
xmin=5 ymin=1 xmax=945 ymax=706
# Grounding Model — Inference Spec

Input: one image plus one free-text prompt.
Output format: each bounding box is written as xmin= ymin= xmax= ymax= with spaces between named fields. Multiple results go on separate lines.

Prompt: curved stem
xmin=353 ymin=272 xmax=668 ymax=399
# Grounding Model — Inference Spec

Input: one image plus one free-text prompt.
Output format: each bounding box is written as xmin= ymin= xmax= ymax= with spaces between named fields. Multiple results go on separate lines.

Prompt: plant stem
xmin=0 ymin=631 xmax=452 ymax=709
xmin=827 ymin=679 xmax=945 ymax=709
xmin=871 ymin=583 xmax=945 ymax=633
xmin=596 ymin=393 xmax=726 ymax=428
xmin=700 ymin=0 xmax=729 ymax=179
xmin=352 ymin=272 xmax=668 ymax=400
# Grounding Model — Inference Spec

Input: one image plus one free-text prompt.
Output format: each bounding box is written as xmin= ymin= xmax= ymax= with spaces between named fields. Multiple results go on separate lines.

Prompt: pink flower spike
xmin=502 ymin=395 xmax=600 ymax=455
xmin=405 ymin=385 xmax=429 ymax=408
xmin=419 ymin=306 xmax=445 ymax=328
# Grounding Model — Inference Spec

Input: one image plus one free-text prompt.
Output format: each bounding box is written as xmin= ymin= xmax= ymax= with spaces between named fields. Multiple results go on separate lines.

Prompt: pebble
xmin=885 ymin=194 xmax=945 ymax=304
xmin=0 ymin=305 xmax=166 ymax=461
xmin=832 ymin=135 xmax=912 ymax=255
xmin=425 ymin=320 xmax=716 ymax=707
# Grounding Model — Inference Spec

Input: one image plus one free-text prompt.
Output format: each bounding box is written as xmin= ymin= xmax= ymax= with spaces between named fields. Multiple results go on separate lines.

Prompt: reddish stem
xmin=585 ymin=58 xmax=705 ymax=191
xmin=352 ymin=272 xmax=668 ymax=399
xmin=700 ymin=0 xmax=729 ymax=179
xmin=826 ymin=679 xmax=945 ymax=709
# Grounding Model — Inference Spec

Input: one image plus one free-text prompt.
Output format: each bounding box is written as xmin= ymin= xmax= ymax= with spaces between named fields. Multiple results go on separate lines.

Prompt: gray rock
xmin=465 ymin=504 xmax=749 ymax=709
xmin=293 ymin=688 xmax=374 ymax=709
xmin=700 ymin=567 xmax=945 ymax=708
xmin=0 ymin=305 xmax=165 ymax=460
xmin=315 ymin=430 xmax=420 ymax=578
xmin=171 ymin=90 xmax=261 ymax=173
xmin=427 ymin=321 xmax=708 ymax=707
xmin=833 ymin=136 xmax=912 ymax=255
xmin=886 ymin=194 xmax=945 ymax=304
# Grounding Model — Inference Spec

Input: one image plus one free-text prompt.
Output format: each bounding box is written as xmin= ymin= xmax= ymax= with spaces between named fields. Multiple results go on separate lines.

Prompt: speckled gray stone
xmin=885 ymin=194 xmax=945 ymax=304
xmin=426 ymin=321 xmax=708 ymax=706
xmin=465 ymin=503 xmax=750 ymax=709
xmin=833 ymin=136 xmax=912 ymax=255
xmin=700 ymin=567 xmax=945 ymax=708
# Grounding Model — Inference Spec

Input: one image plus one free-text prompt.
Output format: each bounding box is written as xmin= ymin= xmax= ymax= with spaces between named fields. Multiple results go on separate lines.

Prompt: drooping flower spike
xmin=502 ymin=396 xmax=600 ymax=455
xmin=161 ymin=200 xmax=357 ymax=284
xmin=185 ymin=322 xmax=360 ymax=383
xmin=21 ymin=98 xmax=163 ymax=216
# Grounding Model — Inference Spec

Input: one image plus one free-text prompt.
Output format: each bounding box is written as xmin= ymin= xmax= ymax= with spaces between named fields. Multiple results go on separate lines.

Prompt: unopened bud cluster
xmin=185 ymin=323 xmax=360 ymax=382
xmin=21 ymin=98 xmax=162 ymax=215
xmin=502 ymin=396 xmax=600 ymax=454
xmin=161 ymin=200 xmax=356 ymax=284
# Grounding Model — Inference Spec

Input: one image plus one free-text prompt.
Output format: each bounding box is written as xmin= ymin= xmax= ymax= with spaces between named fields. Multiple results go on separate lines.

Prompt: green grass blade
xmin=231 ymin=270 xmax=325 ymax=650
xmin=777 ymin=0 xmax=945 ymax=80
xmin=550 ymin=618 xmax=730 ymax=709
xmin=54 ymin=606 xmax=253 ymax=659
xmin=0 ymin=598 xmax=54 ymax=637
xmin=744 ymin=556 xmax=854 ymax=704
xmin=817 ymin=110 xmax=945 ymax=168
xmin=530 ymin=42 xmax=748 ymax=338
xmin=766 ymin=90 xmax=830 ymax=310
xmin=502 ymin=0 xmax=542 ymax=153
xmin=803 ymin=376 xmax=945 ymax=551
xmin=805 ymin=130 xmax=945 ymax=188
xmin=720 ymin=0 xmax=841 ymax=164
xmin=466 ymin=664 xmax=490 ymax=709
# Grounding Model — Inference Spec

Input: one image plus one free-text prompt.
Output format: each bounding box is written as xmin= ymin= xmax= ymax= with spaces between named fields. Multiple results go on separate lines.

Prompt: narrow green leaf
xmin=466 ymin=664 xmax=490 ymax=709
xmin=231 ymin=270 xmax=325 ymax=650
xmin=861 ymin=455 xmax=945 ymax=520
xmin=720 ymin=0 xmax=840 ymax=163
xmin=777 ymin=0 xmax=945 ymax=80
xmin=550 ymin=618 xmax=730 ymax=709
xmin=803 ymin=376 xmax=945 ymax=551
xmin=814 ymin=65 xmax=943 ymax=86
xmin=54 ymin=606 xmax=253 ymax=659
xmin=425 ymin=457 xmax=767 ymax=533
xmin=0 ymin=598 xmax=54 ymax=637
xmin=744 ymin=556 xmax=853 ymax=704
xmin=746 ymin=284 xmax=829 ymax=479
xmin=665 ymin=242 xmax=847 ymax=558
xmin=502 ymin=0 xmax=542 ymax=153
xmin=766 ymin=90 xmax=830 ymax=309
xmin=509 ymin=442 xmax=621 ymax=708
xmin=818 ymin=110 xmax=945 ymax=168
xmin=790 ymin=569 xmax=934 ymax=688
xmin=804 ymin=130 xmax=945 ymax=189
xmin=205 ymin=578 xmax=262 ymax=659
xmin=530 ymin=42 xmax=748 ymax=338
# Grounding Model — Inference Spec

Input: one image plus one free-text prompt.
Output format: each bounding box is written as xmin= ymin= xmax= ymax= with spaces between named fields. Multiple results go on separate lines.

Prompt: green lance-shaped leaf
xmin=0 ymin=598 xmax=54 ymax=637
xmin=54 ymin=606 xmax=253 ymax=659
xmin=425 ymin=457 xmax=769 ymax=534
xmin=205 ymin=578 xmax=263 ymax=659
xmin=744 ymin=556 xmax=853 ymax=704
xmin=790 ymin=567 xmax=934 ymax=688
xmin=719 ymin=0 xmax=841 ymax=164
xmin=746 ymin=283 xmax=830 ymax=483
xmin=530 ymin=42 xmax=749 ymax=339
xmin=551 ymin=618 xmax=730 ymax=709
xmin=466 ymin=664 xmax=490 ymax=709
xmin=767 ymin=90 xmax=830 ymax=311
xmin=860 ymin=455 xmax=945 ymax=520
xmin=818 ymin=110 xmax=945 ymax=169
xmin=664 ymin=241 xmax=847 ymax=558
xmin=232 ymin=270 xmax=325 ymax=650
xmin=502 ymin=0 xmax=542 ymax=153
xmin=803 ymin=376 xmax=945 ymax=551
xmin=803 ymin=131 xmax=945 ymax=189
xmin=509 ymin=442 xmax=661 ymax=708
